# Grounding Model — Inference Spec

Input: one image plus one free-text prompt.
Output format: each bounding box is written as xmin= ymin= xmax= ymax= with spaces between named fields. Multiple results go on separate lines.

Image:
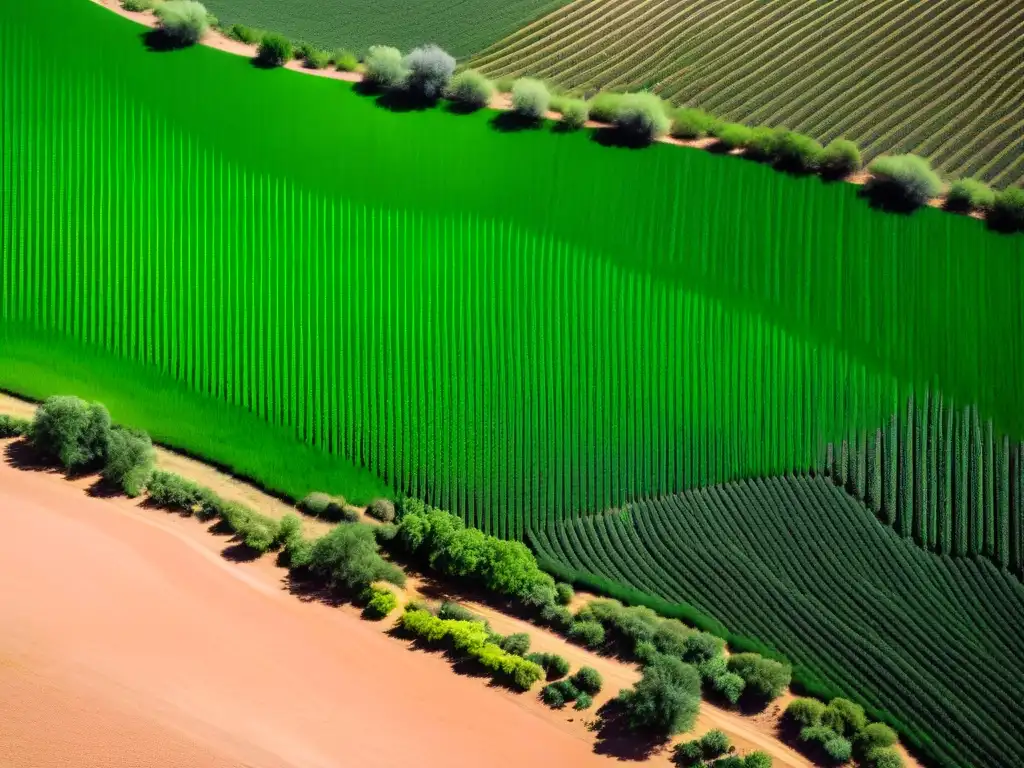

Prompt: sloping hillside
xmin=471 ymin=0 xmax=1024 ymax=186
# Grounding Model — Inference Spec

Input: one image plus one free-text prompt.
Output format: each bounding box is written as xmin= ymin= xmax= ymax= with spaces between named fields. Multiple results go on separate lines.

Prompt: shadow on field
xmin=858 ymin=179 xmax=921 ymax=214
xmin=591 ymin=699 xmax=667 ymax=761
xmin=491 ymin=111 xmax=542 ymax=132
xmin=3 ymin=440 xmax=51 ymax=473
xmin=86 ymin=477 xmax=122 ymax=499
xmin=141 ymin=29 xmax=189 ymax=53
xmin=591 ymin=127 xmax=656 ymax=150
xmin=444 ymin=101 xmax=485 ymax=116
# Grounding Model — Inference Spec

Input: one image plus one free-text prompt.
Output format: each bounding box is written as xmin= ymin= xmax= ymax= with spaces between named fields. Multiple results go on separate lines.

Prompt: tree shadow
xmin=444 ymin=100 xmax=485 ymax=115
xmin=737 ymin=691 xmax=775 ymax=716
xmin=491 ymin=111 xmax=541 ymax=133
xmin=140 ymin=29 xmax=188 ymax=53
xmin=284 ymin=569 xmax=350 ymax=608
xmin=352 ymin=79 xmax=380 ymax=96
xmin=221 ymin=540 xmax=264 ymax=563
xmin=86 ymin=476 xmax=123 ymax=499
xmin=250 ymin=55 xmax=283 ymax=70
xmin=591 ymin=127 xmax=655 ymax=150
xmin=375 ymin=89 xmax=436 ymax=113
xmin=985 ymin=209 xmax=1023 ymax=235
xmin=3 ymin=439 xmax=51 ymax=472
xmin=705 ymin=139 xmax=734 ymax=155
xmin=591 ymin=699 xmax=668 ymax=761
xmin=858 ymin=179 xmax=921 ymax=214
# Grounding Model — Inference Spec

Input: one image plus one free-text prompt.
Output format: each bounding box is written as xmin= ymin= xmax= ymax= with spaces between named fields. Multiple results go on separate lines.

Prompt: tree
xmin=362 ymin=586 xmax=398 ymax=619
xmin=403 ymin=45 xmax=456 ymax=99
xmin=855 ymin=722 xmax=898 ymax=757
xmin=726 ymin=653 xmax=791 ymax=701
xmin=784 ymin=697 xmax=825 ymax=728
xmin=307 ymin=523 xmax=406 ymax=590
xmin=572 ymin=666 xmax=603 ymax=694
xmin=364 ymin=45 xmax=409 ymax=89
xmin=366 ymin=498 xmax=396 ymax=523
xmin=612 ymin=92 xmax=671 ymax=144
xmin=700 ymin=728 xmax=730 ymax=758
xmin=446 ymin=69 xmax=495 ymax=110
xmin=619 ymin=655 xmax=702 ymax=735
xmin=555 ymin=582 xmax=575 ymax=605
xmin=673 ymin=740 xmax=703 ymax=766
xmin=683 ymin=632 xmax=723 ymax=663
xmin=867 ymin=747 xmax=905 ymax=768
xmin=31 ymin=396 xmax=111 ymax=471
xmin=574 ymin=692 xmax=593 ymax=710
xmin=743 ymin=751 xmax=772 ymax=768
xmin=542 ymin=682 xmax=566 ymax=707
xmin=568 ymin=620 xmax=606 ymax=648
xmin=711 ymin=671 xmax=745 ymax=704
xmin=775 ymin=131 xmax=823 ymax=172
xmin=500 ymin=632 xmax=531 ymax=656
xmin=511 ymin=78 xmax=550 ymax=121
xmin=821 ymin=697 xmax=866 ymax=737
xmin=866 ymin=155 xmax=943 ymax=209
xmin=671 ymin=108 xmax=716 ymax=139
xmin=256 ymin=33 xmax=292 ymax=67
xmin=154 ymin=1 xmax=209 ymax=46
xmin=818 ymin=139 xmax=862 ymax=177
xmin=560 ymin=99 xmax=589 ymax=130
xmin=946 ymin=178 xmax=995 ymax=212
xmin=102 ymin=426 xmax=155 ymax=496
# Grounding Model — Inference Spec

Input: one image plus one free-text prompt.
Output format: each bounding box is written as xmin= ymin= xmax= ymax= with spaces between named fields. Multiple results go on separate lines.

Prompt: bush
xmin=866 ymin=747 xmax=904 ymax=768
xmin=121 ymin=0 xmax=158 ymax=10
xmin=673 ymin=740 xmax=703 ymax=766
xmin=101 ymin=426 xmax=155 ymax=496
xmin=867 ymin=154 xmax=943 ymax=208
xmin=817 ymin=138 xmax=862 ymax=176
xmin=560 ymin=99 xmax=589 ymax=130
xmin=612 ymin=92 xmax=671 ymax=143
xmin=683 ymin=632 xmax=723 ymax=663
xmin=574 ymin=692 xmax=594 ymax=710
xmin=635 ymin=640 xmax=659 ymax=662
xmin=711 ymin=758 xmax=743 ymax=768
xmin=154 ymin=1 xmax=209 ymax=46
xmin=220 ymin=502 xmax=280 ymax=553
xmin=0 ymin=414 xmax=30 ymax=437
xmin=711 ymin=671 xmax=745 ymax=704
xmin=438 ymin=600 xmax=481 ymax=623
xmin=988 ymin=187 xmax=1024 ymax=232
xmin=307 ymin=523 xmax=406 ymax=590
xmin=226 ymin=23 xmax=263 ymax=44
xmin=445 ymin=69 xmax=495 ymax=110
xmin=715 ymin=123 xmax=753 ymax=150
xmin=511 ymin=78 xmax=550 ymax=121
xmin=373 ymin=523 xmax=398 ymax=543
xmin=527 ymin=652 xmax=570 ymax=680
xmin=304 ymin=48 xmax=331 ymax=69
xmin=555 ymin=582 xmax=575 ymax=605
xmin=366 ymin=498 xmax=396 ymax=523
xmin=726 ymin=653 xmax=791 ymax=701
xmin=277 ymin=512 xmax=303 ymax=548
xmin=540 ymin=603 xmax=574 ymax=629
xmin=619 ymin=655 xmax=701 ymax=735
xmin=333 ymin=49 xmax=360 ymax=72
xmin=801 ymin=726 xmax=852 ymax=764
xmin=300 ymin=492 xmax=356 ymax=522
xmin=700 ymin=729 xmax=731 ymax=759
xmin=568 ymin=620 xmax=606 ymax=648
xmin=364 ymin=45 xmax=409 ymax=89
xmin=785 ymin=697 xmax=825 ymax=728
xmin=776 ymin=131 xmax=823 ymax=172
xmin=945 ymin=178 xmax=995 ymax=212
xmin=821 ymin=697 xmax=866 ymax=737
xmin=363 ymin=586 xmax=398 ymax=619
xmin=572 ymin=666 xmax=603 ymax=694
xmin=403 ymin=45 xmax=456 ymax=99
xmin=256 ymin=33 xmax=292 ymax=67
xmin=553 ymin=678 xmax=580 ymax=701
xmin=588 ymin=92 xmax=626 ymax=123
xmin=145 ymin=470 xmax=219 ymax=518
xmin=855 ymin=722 xmax=898 ymax=756
xmin=745 ymin=126 xmax=784 ymax=161
xmin=824 ymin=736 xmax=853 ymax=763
xmin=542 ymin=683 xmax=566 ymax=707
xmin=671 ymin=107 xmax=716 ymax=139
xmin=500 ymin=632 xmax=531 ymax=656
xmin=31 ymin=396 xmax=111 ymax=471
xmin=743 ymin=752 xmax=772 ymax=768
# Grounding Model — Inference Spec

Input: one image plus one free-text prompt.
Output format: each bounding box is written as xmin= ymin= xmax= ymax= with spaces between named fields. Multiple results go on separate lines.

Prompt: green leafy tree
xmin=404 ymin=45 xmax=456 ymax=99
xmin=572 ymin=666 xmax=603 ymax=694
xmin=102 ymin=426 xmax=155 ymax=496
xmin=256 ymin=33 xmax=292 ymax=67
xmin=700 ymin=728 xmax=731 ymax=758
xmin=511 ymin=78 xmax=550 ymax=121
xmin=154 ymin=1 xmax=209 ymax=45
xmin=785 ymin=697 xmax=825 ymax=728
xmin=31 ymin=396 xmax=111 ymax=471
xmin=619 ymin=655 xmax=701 ymax=735
xmin=445 ymin=69 xmax=495 ymax=110
xmin=364 ymin=45 xmax=409 ymax=88
xmin=727 ymin=653 xmax=791 ymax=701
xmin=821 ymin=697 xmax=867 ymax=737
xmin=307 ymin=523 xmax=406 ymax=589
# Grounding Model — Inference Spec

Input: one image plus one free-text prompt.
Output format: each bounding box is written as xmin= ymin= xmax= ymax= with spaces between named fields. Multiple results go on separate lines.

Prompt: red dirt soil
xmin=0 ymin=458 xmax=618 ymax=768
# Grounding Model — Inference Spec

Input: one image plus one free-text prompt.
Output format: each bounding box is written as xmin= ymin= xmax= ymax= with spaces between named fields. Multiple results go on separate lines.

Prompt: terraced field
xmin=471 ymin=0 xmax=1024 ymax=187
xmin=204 ymin=0 xmax=570 ymax=56
xmin=532 ymin=475 xmax=1024 ymax=768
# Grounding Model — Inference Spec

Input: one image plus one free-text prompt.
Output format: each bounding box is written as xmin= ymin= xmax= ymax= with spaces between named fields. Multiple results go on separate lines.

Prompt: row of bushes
xmin=400 ymin=607 xmax=545 ymax=690
xmin=785 ymin=696 xmax=904 ymax=767
xmin=673 ymin=729 xmax=771 ymax=767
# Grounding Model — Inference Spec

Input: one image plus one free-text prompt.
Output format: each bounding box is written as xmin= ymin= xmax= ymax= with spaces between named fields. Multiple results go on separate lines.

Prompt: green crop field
xmin=532 ymin=475 xmax=1024 ymax=768
xmin=3 ymin=2 xmax=1024 ymax=766
xmin=471 ymin=0 xmax=1024 ymax=187
xmin=204 ymin=0 xmax=569 ymax=56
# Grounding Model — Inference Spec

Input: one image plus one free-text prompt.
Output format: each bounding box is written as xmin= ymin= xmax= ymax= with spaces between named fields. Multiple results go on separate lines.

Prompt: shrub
xmin=712 ymin=758 xmax=743 ymax=768
xmin=403 ymin=45 xmax=456 ymax=99
xmin=555 ymin=582 xmax=574 ymax=605
xmin=568 ymin=620 xmax=606 ymax=648
xmin=821 ymin=697 xmax=866 ymax=737
xmin=715 ymin=123 xmax=753 ymax=150
xmin=154 ymin=1 xmax=209 ymax=46
xmin=801 ymin=726 xmax=852 ymax=764
xmin=700 ymin=729 xmax=731 ymax=758
xmin=364 ymin=45 xmax=409 ymax=89
xmin=540 ymin=602 xmax=574 ymax=629
xmin=653 ymin=622 xmax=694 ymax=657
xmin=445 ymin=69 xmax=494 ymax=110
xmin=818 ymin=138 xmax=862 ymax=176
xmin=101 ymin=426 xmax=155 ymax=496
xmin=121 ymin=0 xmax=158 ymax=10
xmin=635 ymin=640 xmax=659 ymax=662
xmin=527 ymin=652 xmax=570 ymax=680
xmin=711 ymin=671 xmax=745 ymax=704
xmin=373 ymin=523 xmax=398 ymax=543
xmin=683 ymin=632 xmax=723 ymax=663
xmin=542 ymin=683 xmax=566 ymax=707
xmin=867 ymin=154 xmax=943 ymax=208
xmin=824 ymin=735 xmax=853 ymax=763
xmin=697 ymin=653 xmax=727 ymax=680
xmin=574 ymin=692 xmax=593 ymax=710
xmin=785 ymin=697 xmax=826 ymax=728
xmin=366 ymin=498 xmax=396 ymax=523
xmin=333 ymin=49 xmax=360 ymax=72
xmin=745 ymin=126 xmax=784 ymax=161
xmin=299 ymin=492 xmax=356 ymax=522
xmin=256 ymin=33 xmax=292 ymax=67
xmin=572 ymin=666 xmax=603 ymax=694
xmin=726 ymin=653 xmax=791 ymax=701
xmin=277 ymin=512 xmax=303 ymax=548
xmin=553 ymin=678 xmax=580 ymax=701
xmin=619 ymin=655 xmax=701 ymax=735
xmin=226 ymin=23 xmax=263 ymax=44
xmin=220 ymin=502 xmax=280 ymax=553
xmin=511 ymin=78 xmax=550 ymax=121
xmin=560 ymin=99 xmax=589 ymax=130
xmin=500 ymin=632 xmax=531 ymax=656
xmin=945 ymin=178 xmax=995 ymax=212
xmin=855 ymin=722 xmax=898 ymax=756
xmin=588 ymin=92 xmax=625 ymax=123
xmin=988 ymin=187 xmax=1024 ymax=232
xmin=612 ymin=92 xmax=671 ymax=143
xmin=0 ymin=414 xmax=30 ymax=437
xmin=671 ymin=107 xmax=716 ymax=139
xmin=673 ymin=739 xmax=703 ymax=766
xmin=438 ymin=600 xmax=481 ymax=623
xmin=31 ymin=396 xmax=111 ymax=471
xmin=145 ymin=470 xmax=219 ymax=518
xmin=776 ymin=131 xmax=823 ymax=172
xmin=307 ymin=523 xmax=406 ymax=590
xmin=743 ymin=752 xmax=772 ymax=768
xmin=363 ymin=586 xmax=398 ymax=619
xmin=866 ymin=747 xmax=904 ymax=768
xmin=304 ymin=48 xmax=331 ymax=69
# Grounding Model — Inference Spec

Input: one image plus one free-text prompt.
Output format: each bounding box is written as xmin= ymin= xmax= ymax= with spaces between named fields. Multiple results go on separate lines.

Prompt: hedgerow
xmin=671 ymin=107 xmax=716 ymax=139
xmin=0 ymin=414 xmax=30 ymax=437
xmin=946 ymin=178 xmax=995 ymax=212
xmin=525 ymin=651 xmax=570 ymax=680
xmin=333 ymin=49 xmax=360 ymax=72
xmin=988 ymin=187 xmax=1024 ymax=231
xmin=611 ymin=92 xmax=671 ymax=143
xmin=102 ymin=426 xmax=155 ymax=496
xmin=559 ymin=99 xmax=589 ymax=130
xmin=307 ymin=522 xmax=405 ymax=589
xmin=818 ymin=139 xmax=862 ymax=177
xmin=726 ymin=653 xmax=791 ymax=702
xmin=867 ymin=155 xmax=943 ymax=208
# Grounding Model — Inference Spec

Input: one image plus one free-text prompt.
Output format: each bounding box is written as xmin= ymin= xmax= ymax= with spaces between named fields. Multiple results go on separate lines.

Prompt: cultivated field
xmin=532 ymin=475 xmax=1024 ymax=768
xmin=471 ymin=0 xmax=1024 ymax=186
xmin=204 ymin=0 xmax=569 ymax=56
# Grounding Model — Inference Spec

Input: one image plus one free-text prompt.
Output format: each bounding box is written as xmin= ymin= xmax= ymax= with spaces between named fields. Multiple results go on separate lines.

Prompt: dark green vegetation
xmin=203 ymin=0 xmax=570 ymax=57
xmin=533 ymin=475 xmax=1024 ymax=767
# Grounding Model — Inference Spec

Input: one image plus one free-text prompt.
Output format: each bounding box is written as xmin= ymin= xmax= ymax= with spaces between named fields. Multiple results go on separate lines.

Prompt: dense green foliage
xmin=571 ymin=666 xmax=602 ymax=694
xmin=533 ymin=475 xmax=1024 ymax=768
xmin=700 ymin=728 xmax=730 ymax=759
xmin=445 ymin=69 xmax=494 ymax=110
xmin=300 ymin=492 xmax=357 ymax=522
xmin=511 ymin=78 xmax=550 ymax=120
xmin=525 ymin=651 xmax=570 ymax=680
xmin=30 ymin=396 xmax=111 ymax=471
xmin=559 ymin=99 xmax=588 ymax=130
xmin=0 ymin=414 xmax=30 ymax=437
xmin=611 ymin=93 xmax=671 ymax=143
xmin=670 ymin=108 xmax=716 ymax=140
xmin=101 ymin=426 xmax=156 ymax=496
xmin=618 ymin=654 xmax=702 ymax=736
xmin=307 ymin=523 xmax=405 ymax=589
xmin=364 ymin=45 xmax=409 ymax=89
xmin=366 ymin=498 xmax=396 ymax=523
xmin=818 ymin=139 xmax=862 ymax=177
xmin=946 ymin=178 xmax=996 ymax=212
xmin=363 ymin=585 xmax=398 ymax=618
xmin=154 ymin=1 xmax=209 ymax=45
xmin=256 ymin=32 xmax=291 ymax=66
xmin=471 ymin=0 xmax=1024 ymax=186
xmin=989 ymin=187 xmax=1024 ymax=232
xmin=867 ymin=155 xmax=943 ymax=208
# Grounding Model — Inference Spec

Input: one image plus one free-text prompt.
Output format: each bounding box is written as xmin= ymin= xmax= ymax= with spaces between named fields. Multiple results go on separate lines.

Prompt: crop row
xmin=470 ymin=0 xmax=1024 ymax=186
xmin=531 ymin=475 xmax=1024 ymax=768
